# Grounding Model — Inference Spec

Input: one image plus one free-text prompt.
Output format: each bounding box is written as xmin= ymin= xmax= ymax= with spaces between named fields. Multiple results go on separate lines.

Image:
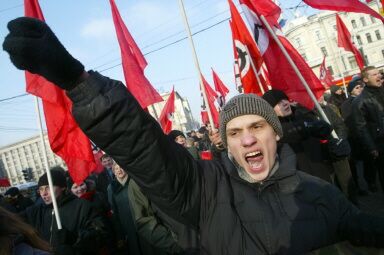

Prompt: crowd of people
xmin=1 ymin=16 xmax=384 ymax=254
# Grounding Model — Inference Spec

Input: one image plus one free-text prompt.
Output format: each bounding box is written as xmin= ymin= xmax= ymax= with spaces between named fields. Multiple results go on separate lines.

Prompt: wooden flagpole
xmin=178 ymin=0 xmax=215 ymax=129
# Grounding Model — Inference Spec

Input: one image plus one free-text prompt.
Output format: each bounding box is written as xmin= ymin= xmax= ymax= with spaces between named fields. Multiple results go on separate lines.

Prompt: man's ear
xmin=276 ymin=134 xmax=281 ymax=141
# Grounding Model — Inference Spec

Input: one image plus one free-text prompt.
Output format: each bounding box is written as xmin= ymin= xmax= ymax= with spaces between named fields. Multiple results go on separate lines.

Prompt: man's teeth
xmin=245 ymin=151 xmax=262 ymax=157
xmin=249 ymin=161 xmax=262 ymax=169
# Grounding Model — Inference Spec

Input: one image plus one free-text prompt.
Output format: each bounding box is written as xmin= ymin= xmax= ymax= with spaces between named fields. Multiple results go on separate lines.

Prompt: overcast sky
xmin=0 ymin=0 xmax=315 ymax=147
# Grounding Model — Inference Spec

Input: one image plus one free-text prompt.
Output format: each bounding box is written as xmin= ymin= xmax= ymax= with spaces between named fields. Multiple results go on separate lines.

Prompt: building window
xmin=320 ymin=47 xmax=328 ymax=56
xmin=295 ymin=37 xmax=302 ymax=47
xmin=382 ymin=50 xmax=384 ymax=59
xmin=356 ymin=35 xmax=362 ymax=45
xmin=366 ymin=33 xmax=372 ymax=43
xmin=348 ymin=56 xmax=358 ymax=69
xmin=360 ymin=17 xmax=366 ymax=26
xmin=375 ymin=30 xmax=381 ymax=40
xmin=315 ymin=30 xmax=321 ymax=40
xmin=301 ymin=53 xmax=307 ymax=61
xmin=327 ymin=66 xmax=334 ymax=75
xmin=371 ymin=16 xmax=376 ymax=24
xmin=333 ymin=25 xmax=337 ymax=30
xmin=351 ymin=20 xmax=357 ymax=28
xmin=364 ymin=55 xmax=369 ymax=64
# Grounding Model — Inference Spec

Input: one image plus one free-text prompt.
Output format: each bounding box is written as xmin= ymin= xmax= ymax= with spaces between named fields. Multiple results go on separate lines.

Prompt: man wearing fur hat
xmin=4 ymin=17 xmax=384 ymax=254
xmin=23 ymin=167 xmax=107 ymax=255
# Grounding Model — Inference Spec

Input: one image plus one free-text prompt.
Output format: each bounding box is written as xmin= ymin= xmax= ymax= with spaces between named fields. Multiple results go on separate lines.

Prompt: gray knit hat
xmin=219 ymin=94 xmax=283 ymax=146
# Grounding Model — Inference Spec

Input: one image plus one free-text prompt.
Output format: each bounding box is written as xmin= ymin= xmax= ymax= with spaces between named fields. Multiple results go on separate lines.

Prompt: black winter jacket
xmin=351 ymin=86 xmax=384 ymax=152
xmin=23 ymin=193 xmax=107 ymax=255
xmin=67 ymin=72 xmax=384 ymax=254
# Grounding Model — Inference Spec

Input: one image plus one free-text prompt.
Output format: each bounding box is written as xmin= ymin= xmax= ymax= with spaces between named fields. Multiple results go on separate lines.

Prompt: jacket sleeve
xmin=351 ymin=98 xmax=377 ymax=152
xmin=128 ymin=180 xmax=182 ymax=253
xmin=67 ymin=72 xmax=201 ymax=227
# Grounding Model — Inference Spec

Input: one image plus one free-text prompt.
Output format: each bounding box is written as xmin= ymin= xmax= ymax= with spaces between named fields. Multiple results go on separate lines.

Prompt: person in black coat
xmin=4 ymin=17 xmax=384 ymax=254
xmin=351 ymin=66 xmax=384 ymax=193
xmin=3 ymin=187 xmax=34 ymax=213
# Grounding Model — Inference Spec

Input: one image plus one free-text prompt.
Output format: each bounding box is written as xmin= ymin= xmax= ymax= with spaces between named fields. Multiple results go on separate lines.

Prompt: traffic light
xmin=22 ymin=168 xmax=33 ymax=182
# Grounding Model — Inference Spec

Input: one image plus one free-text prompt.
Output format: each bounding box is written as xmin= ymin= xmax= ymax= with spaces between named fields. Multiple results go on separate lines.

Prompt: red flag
xmin=319 ymin=56 xmax=334 ymax=89
xmin=240 ymin=0 xmax=325 ymax=109
xmin=158 ymin=87 xmax=175 ymax=134
xmin=201 ymin=110 xmax=209 ymax=126
xmin=211 ymin=68 xmax=229 ymax=107
xmin=0 ymin=178 xmax=11 ymax=187
xmin=228 ymin=0 xmax=267 ymax=95
xmin=336 ymin=14 xmax=365 ymax=70
xmin=24 ymin=0 xmax=96 ymax=184
xmin=92 ymin=149 xmax=105 ymax=174
xmin=201 ymin=74 xmax=220 ymax=128
xmin=303 ymin=0 xmax=384 ymax=23
xmin=109 ymin=0 xmax=163 ymax=109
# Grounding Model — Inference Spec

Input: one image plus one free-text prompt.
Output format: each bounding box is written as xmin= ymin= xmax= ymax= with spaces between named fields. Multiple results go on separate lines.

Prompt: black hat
xmin=5 ymin=187 xmax=20 ymax=197
xmin=198 ymin=126 xmax=207 ymax=134
xmin=348 ymin=76 xmax=362 ymax=94
xmin=38 ymin=169 xmax=67 ymax=188
xmin=262 ymin=89 xmax=289 ymax=107
xmin=168 ymin=130 xmax=185 ymax=141
xmin=330 ymin=85 xmax=342 ymax=94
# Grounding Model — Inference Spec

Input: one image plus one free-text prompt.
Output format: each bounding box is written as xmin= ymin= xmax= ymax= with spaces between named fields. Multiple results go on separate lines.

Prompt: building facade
xmin=148 ymin=91 xmax=198 ymax=133
xmin=283 ymin=1 xmax=384 ymax=79
xmin=0 ymin=134 xmax=66 ymax=185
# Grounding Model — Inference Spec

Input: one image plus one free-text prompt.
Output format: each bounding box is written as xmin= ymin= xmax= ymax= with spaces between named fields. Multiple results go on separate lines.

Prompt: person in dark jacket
xmin=328 ymin=85 xmax=347 ymax=112
xmin=107 ymin=163 xmax=182 ymax=255
xmin=3 ymin=187 xmax=34 ymax=213
xmin=95 ymin=154 xmax=114 ymax=195
xmin=351 ymin=66 xmax=384 ymax=193
xmin=4 ymin=17 xmax=384 ymax=254
xmin=23 ymin=168 xmax=108 ymax=255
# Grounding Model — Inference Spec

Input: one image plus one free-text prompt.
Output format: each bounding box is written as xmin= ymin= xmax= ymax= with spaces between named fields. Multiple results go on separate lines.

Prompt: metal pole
xmin=259 ymin=15 xmax=338 ymax=139
xmin=34 ymin=97 xmax=62 ymax=229
xmin=338 ymin=49 xmax=349 ymax=98
xmin=244 ymin=45 xmax=265 ymax=94
xmin=178 ymin=0 xmax=215 ymax=129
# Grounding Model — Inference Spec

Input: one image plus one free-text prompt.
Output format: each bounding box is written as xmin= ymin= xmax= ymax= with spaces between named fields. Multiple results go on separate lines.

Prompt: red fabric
xmin=200 ymin=151 xmax=213 ymax=160
xmin=109 ymin=0 xmax=163 ymax=109
xmin=80 ymin=190 xmax=96 ymax=201
xmin=319 ymin=56 xmax=334 ymax=89
xmin=24 ymin=0 xmax=96 ymax=185
xmin=201 ymin=74 xmax=220 ymax=128
xmin=336 ymin=14 xmax=365 ymax=70
xmin=0 ymin=178 xmax=11 ymax=187
xmin=92 ymin=150 xmax=105 ymax=174
xmin=240 ymin=0 xmax=325 ymax=110
xmin=201 ymin=111 xmax=209 ymax=125
xmin=303 ymin=0 xmax=384 ymax=23
xmin=228 ymin=0 xmax=267 ymax=95
xmin=158 ymin=87 xmax=175 ymax=134
xmin=211 ymin=68 xmax=229 ymax=99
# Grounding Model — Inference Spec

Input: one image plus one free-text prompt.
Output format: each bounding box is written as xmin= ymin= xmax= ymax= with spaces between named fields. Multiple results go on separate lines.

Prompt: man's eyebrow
xmin=226 ymin=120 xmax=267 ymax=132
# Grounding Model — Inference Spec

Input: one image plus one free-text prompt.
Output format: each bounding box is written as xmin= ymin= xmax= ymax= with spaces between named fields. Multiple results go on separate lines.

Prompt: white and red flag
xmin=109 ymin=0 xmax=163 ymax=109
xmin=239 ymin=0 xmax=325 ymax=109
xmin=211 ymin=68 xmax=229 ymax=107
xmin=201 ymin=74 xmax=220 ymax=128
xmin=158 ymin=87 xmax=175 ymax=134
xmin=303 ymin=0 xmax=384 ymax=23
xmin=336 ymin=14 xmax=365 ymax=70
xmin=319 ymin=56 xmax=334 ymax=89
xmin=228 ymin=0 xmax=268 ymax=95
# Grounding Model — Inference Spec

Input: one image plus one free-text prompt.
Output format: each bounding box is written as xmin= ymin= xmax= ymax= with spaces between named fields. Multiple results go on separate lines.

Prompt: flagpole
xmin=234 ymin=60 xmax=243 ymax=93
xmin=245 ymin=45 xmax=265 ymax=94
xmin=338 ymin=49 xmax=348 ymax=98
xmin=178 ymin=0 xmax=215 ymax=129
xmin=259 ymin=15 xmax=338 ymax=139
xmin=34 ymin=97 xmax=62 ymax=229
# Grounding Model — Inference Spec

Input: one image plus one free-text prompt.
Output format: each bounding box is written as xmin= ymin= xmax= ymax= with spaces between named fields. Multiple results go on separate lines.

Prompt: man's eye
xmin=228 ymin=132 xmax=237 ymax=137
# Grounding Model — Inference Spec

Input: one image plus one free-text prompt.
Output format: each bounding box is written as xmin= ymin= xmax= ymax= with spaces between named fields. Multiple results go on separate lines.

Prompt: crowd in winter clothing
xmin=2 ymin=16 xmax=384 ymax=255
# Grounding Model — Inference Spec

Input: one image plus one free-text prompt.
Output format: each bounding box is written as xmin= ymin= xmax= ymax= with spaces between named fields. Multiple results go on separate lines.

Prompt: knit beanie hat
xmin=219 ymin=94 xmax=283 ymax=147
xmin=348 ymin=75 xmax=362 ymax=94
xmin=38 ymin=169 xmax=67 ymax=188
xmin=262 ymin=89 xmax=289 ymax=107
xmin=5 ymin=187 xmax=20 ymax=197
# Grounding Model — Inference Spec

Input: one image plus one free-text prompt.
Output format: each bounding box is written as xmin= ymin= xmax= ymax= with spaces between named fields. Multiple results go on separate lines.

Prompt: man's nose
xmin=241 ymin=132 xmax=257 ymax=147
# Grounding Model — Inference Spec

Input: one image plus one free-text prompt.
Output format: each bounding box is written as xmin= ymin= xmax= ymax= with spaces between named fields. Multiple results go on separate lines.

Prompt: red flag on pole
xmin=336 ymin=14 xmax=365 ymax=70
xmin=201 ymin=110 xmax=209 ymax=126
xmin=319 ymin=56 xmax=334 ymax=89
xmin=158 ymin=87 xmax=175 ymax=134
xmin=201 ymin=74 xmax=220 ymax=127
xmin=239 ymin=0 xmax=325 ymax=109
xmin=109 ymin=0 xmax=163 ymax=109
xmin=211 ymin=68 xmax=229 ymax=107
xmin=24 ymin=0 xmax=96 ymax=184
xmin=303 ymin=0 xmax=384 ymax=23
xmin=228 ymin=0 xmax=267 ymax=95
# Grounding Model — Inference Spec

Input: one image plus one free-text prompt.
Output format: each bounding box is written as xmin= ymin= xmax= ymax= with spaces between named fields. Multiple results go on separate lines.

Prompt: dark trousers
xmin=363 ymin=153 xmax=384 ymax=192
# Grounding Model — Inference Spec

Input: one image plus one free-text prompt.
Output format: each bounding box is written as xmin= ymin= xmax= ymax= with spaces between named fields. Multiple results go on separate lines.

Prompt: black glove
xmin=304 ymin=120 xmax=332 ymax=138
xmin=328 ymin=138 xmax=351 ymax=159
xmin=3 ymin=17 xmax=84 ymax=90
